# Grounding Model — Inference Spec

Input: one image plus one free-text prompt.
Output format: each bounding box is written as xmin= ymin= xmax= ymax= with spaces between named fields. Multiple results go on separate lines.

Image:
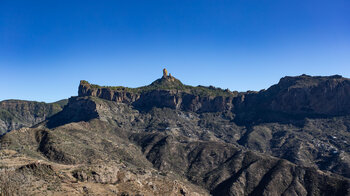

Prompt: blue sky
xmin=1 ymin=0 xmax=349 ymax=102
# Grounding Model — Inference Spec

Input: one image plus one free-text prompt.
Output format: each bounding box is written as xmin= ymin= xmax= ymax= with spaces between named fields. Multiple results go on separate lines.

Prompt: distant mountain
xmin=0 ymin=99 xmax=67 ymax=134
xmin=234 ymin=74 xmax=350 ymax=124
xmin=0 ymin=72 xmax=349 ymax=195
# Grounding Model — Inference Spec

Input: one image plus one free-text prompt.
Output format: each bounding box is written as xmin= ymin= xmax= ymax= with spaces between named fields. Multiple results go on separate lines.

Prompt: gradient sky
xmin=1 ymin=0 xmax=350 ymax=102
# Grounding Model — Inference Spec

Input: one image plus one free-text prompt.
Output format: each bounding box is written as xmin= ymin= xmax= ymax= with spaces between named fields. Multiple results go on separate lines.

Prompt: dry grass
xmin=0 ymin=169 xmax=24 ymax=196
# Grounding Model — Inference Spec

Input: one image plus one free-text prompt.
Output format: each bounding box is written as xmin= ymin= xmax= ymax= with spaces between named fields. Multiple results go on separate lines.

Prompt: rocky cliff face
xmin=0 ymin=99 xmax=67 ymax=135
xmin=132 ymin=90 xmax=234 ymax=112
xmin=266 ymin=74 xmax=350 ymax=116
xmin=79 ymin=77 xmax=236 ymax=113
xmin=79 ymin=81 xmax=140 ymax=104
xmin=234 ymin=75 xmax=350 ymax=124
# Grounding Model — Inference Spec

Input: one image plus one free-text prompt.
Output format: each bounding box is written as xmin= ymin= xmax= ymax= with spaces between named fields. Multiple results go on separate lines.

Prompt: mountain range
xmin=0 ymin=72 xmax=349 ymax=195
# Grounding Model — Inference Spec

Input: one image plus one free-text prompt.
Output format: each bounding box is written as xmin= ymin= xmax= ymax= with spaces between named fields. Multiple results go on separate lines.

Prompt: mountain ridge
xmin=1 ymin=72 xmax=350 ymax=195
xmin=79 ymin=74 xmax=350 ymax=118
xmin=0 ymin=99 xmax=67 ymax=135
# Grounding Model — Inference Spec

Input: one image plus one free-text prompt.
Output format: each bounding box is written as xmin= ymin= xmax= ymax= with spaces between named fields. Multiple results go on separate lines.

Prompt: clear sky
xmin=1 ymin=0 xmax=349 ymax=102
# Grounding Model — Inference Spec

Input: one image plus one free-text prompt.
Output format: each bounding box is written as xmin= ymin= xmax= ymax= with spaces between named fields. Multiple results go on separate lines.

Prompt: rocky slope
xmin=0 ymin=99 xmax=67 ymax=135
xmin=1 ymin=73 xmax=350 ymax=195
xmin=1 ymin=96 xmax=349 ymax=195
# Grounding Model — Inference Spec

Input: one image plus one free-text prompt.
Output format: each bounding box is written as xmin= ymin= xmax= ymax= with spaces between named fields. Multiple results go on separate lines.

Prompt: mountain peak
xmin=149 ymin=69 xmax=184 ymax=89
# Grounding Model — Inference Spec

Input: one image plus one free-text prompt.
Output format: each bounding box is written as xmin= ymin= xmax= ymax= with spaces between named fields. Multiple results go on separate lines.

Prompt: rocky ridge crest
xmin=79 ymin=73 xmax=350 ymax=122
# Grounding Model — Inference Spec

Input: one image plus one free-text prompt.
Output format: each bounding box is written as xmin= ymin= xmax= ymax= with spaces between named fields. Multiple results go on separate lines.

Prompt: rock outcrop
xmin=163 ymin=68 xmax=168 ymax=78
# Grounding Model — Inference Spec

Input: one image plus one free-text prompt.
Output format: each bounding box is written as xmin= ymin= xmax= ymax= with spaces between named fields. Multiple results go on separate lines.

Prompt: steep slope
xmin=0 ymin=99 xmax=67 ymax=135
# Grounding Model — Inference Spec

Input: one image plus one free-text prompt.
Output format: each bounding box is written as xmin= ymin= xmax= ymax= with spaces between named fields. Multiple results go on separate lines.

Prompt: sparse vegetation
xmin=0 ymin=169 xmax=24 ymax=195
